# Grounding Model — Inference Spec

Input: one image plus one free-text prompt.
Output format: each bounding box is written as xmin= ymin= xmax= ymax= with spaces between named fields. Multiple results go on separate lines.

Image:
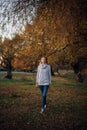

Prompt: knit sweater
xmin=36 ymin=64 xmax=51 ymax=85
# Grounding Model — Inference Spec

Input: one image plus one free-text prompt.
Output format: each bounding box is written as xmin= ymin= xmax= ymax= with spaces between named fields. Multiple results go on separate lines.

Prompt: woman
xmin=36 ymin=57 xmax=51 ymax=113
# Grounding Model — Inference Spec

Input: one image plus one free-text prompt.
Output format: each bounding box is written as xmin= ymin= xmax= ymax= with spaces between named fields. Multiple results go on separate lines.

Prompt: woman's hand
xmin=36 ymin=83 xmax=38 ymax=88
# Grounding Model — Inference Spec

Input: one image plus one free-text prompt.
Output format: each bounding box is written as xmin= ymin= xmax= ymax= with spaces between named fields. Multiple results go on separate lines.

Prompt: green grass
xmin=0 ymin=72 xmax=87 ymax=130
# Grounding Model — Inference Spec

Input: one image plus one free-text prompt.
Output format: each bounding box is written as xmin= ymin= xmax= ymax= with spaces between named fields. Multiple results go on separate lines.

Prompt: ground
xmin=0 ymin=72 xmax=87 ymax=130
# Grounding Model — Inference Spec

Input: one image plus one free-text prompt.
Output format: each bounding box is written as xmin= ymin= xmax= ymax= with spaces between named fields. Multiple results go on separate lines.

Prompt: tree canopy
xmin=0 ymin=0 xmax=87 ymax=81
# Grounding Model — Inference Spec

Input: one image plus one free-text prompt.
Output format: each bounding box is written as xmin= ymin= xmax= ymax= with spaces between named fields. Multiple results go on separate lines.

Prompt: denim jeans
xmin=39 ymin=85 xmax=49 ymax=109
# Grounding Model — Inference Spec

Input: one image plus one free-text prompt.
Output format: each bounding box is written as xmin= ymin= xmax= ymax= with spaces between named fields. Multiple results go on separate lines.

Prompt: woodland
xmin=0 ymin=0 xmax=87 ymax=82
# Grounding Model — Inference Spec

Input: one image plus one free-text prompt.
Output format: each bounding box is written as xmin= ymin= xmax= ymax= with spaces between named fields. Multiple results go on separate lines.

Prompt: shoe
xmin=40 ymin=108 xmax=44 ymax=114
xmin=44 ymin=105 xmax=47 ymax=109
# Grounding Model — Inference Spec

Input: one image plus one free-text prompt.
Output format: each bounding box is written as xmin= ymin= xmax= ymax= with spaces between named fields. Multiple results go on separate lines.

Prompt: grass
xmin=0 ymin=72 xmax=87 ymax=130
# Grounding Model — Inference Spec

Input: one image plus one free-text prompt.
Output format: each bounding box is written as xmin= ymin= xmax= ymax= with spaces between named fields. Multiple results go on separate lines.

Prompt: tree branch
xmin=47 ymin=43 xmax=69 ymax=57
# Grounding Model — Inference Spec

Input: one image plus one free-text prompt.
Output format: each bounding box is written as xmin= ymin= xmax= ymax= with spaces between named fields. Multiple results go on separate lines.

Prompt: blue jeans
xmin=39 ymin=85 xmax=49 ymax=109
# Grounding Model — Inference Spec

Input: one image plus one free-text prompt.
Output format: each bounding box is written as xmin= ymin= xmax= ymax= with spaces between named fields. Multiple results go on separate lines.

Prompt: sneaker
xmin=40 ymin=108 xmax=44 ymax=114
xmin=44 ymin=105 xmax=47 ymax=109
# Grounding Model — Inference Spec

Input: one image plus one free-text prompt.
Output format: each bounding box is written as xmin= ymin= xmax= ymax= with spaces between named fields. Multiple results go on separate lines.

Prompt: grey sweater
xmin=36 ymin=64 xmax=51 ymax=85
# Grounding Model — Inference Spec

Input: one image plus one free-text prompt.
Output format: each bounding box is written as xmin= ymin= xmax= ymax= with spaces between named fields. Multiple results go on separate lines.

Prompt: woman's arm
xmin=36 ymin=67 xmax=39 ymax=87
xmin=49 ymin=65 xmax=51 ymax=85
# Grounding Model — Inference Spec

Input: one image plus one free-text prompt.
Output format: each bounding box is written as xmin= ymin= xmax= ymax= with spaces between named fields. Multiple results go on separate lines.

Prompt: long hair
xmin=40 ymin=57 xmax=48 ymax=64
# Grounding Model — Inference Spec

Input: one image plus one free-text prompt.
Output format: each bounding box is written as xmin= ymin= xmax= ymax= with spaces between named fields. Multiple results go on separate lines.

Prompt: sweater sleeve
xmin=36 ymin=66 xmax=39 ymax=84
xmin=49 ymin=65 xmax=51 ymax=84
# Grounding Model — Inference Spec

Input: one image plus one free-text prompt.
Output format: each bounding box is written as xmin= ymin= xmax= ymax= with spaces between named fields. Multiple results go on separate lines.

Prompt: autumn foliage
xmin=0 ymin=0 xmax=87 ymax=81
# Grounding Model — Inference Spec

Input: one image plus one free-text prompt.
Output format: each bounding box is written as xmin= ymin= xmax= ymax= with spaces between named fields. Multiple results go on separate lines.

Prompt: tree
xmin=0 ymin=35 xmax=24 ymax=79
xmin=0 ymin=0 xmax=86 ymax=82
xmin=22 ymin=0 xmax=87 ymax=82
xmin=0 ymin=0 xmax=40 ymax=41
xmin=0 ymin=0 xmax=41 ymax=78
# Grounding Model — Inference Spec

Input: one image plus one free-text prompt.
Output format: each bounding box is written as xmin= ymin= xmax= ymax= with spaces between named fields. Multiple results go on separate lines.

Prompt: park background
xmin=0 ymin=0 xmax=87 ymax=130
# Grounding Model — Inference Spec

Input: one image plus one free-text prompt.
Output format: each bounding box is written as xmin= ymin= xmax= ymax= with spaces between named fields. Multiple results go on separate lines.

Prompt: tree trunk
xmin=51 ymin=66 xmax=54 ymax=76
xmin=5 ymin=60 xmax=12 ymax=79
xmin=71 ymin=62 xmax=84 ymax=83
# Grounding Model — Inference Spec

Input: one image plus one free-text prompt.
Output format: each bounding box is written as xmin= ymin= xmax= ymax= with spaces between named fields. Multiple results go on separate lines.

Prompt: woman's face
xmin=41 ymin=57 xmax=46 ymax=64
